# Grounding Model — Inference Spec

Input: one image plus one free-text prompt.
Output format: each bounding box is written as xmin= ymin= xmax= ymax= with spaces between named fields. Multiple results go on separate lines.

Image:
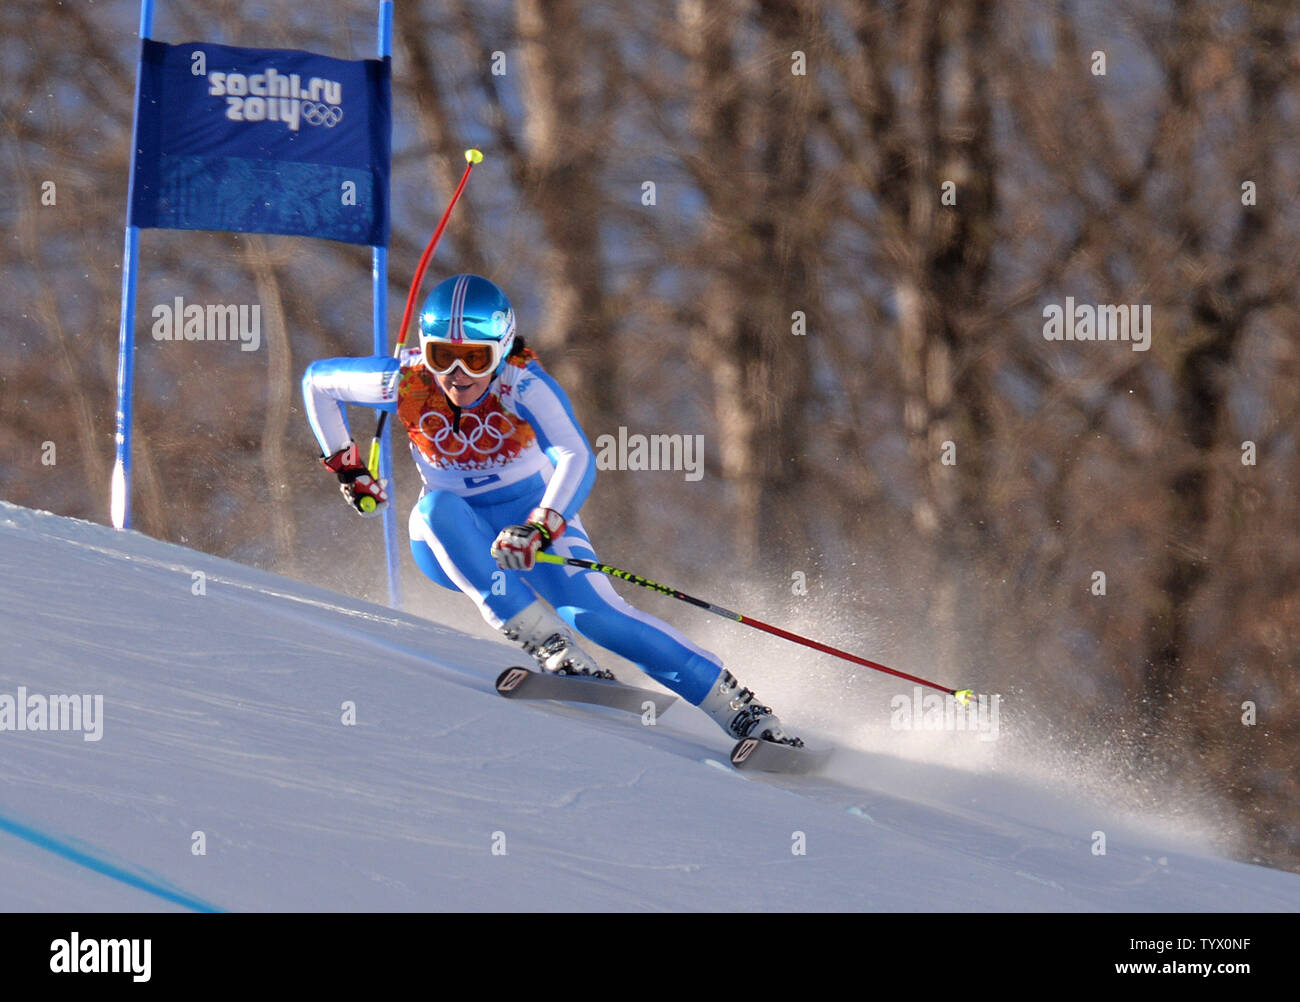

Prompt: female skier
xmin=302 ymin=274 xmax=800 ymax=747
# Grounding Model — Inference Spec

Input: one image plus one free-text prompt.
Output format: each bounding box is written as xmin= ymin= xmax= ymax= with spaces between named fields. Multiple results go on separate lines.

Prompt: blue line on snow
xmin=0 ymin=812 xmax=223 ymax=912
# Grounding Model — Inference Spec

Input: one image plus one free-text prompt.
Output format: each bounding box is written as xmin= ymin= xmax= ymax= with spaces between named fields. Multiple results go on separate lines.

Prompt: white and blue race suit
xmin=302 ymin=346 xmax=724 ymax=705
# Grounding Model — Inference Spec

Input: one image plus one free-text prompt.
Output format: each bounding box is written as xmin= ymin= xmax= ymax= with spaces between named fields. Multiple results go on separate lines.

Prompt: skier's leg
xmin=528 ymin=519 xmax=721 ymax=699
xmin=407 ymin=527 xmax=458 ymax=592
xmin=528 ymin=518 xmax=798 ymax=742
xmin=407 ymin=491 xmax=537 ymax=627
xmin=409 ymin=491 xmax=606 ymax=675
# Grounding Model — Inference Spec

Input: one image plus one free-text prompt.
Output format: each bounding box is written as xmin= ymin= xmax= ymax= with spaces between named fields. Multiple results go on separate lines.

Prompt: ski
xmin=729 ymin=736 xmax=832 ymax=775
xmin=495 ymin=668 xmax=827 ymax=773
xmin=494 ymin=666 xmax=677 ymax=719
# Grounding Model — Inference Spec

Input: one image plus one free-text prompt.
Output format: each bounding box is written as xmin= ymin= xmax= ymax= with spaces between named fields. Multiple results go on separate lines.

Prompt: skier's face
xmin=434 ymin=363 xmax=492 ymax=407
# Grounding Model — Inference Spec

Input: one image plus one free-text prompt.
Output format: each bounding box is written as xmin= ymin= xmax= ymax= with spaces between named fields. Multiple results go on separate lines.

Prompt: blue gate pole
xmin=111 ymin=0 xmax=157 ymax=529
xmin=375 ymin=0 xmax=402 ymax=608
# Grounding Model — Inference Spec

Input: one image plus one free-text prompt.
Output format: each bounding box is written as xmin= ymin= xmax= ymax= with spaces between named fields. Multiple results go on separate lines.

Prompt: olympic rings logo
xmin=417 ymin=410 xmax=516 ymax=457
xmin=302 ymin=102 xmax=343 ymax=127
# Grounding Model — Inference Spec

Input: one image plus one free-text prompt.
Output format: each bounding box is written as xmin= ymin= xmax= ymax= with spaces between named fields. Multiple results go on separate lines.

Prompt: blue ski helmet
xmin=418 ymin=274 xmax=517 ymax=378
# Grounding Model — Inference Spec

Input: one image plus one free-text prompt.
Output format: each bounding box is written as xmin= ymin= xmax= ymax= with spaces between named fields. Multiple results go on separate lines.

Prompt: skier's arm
xmin=301 ymin=355 xmax=401 ymax=457
xmin=513 ymin=363 xmax=597 ymax=522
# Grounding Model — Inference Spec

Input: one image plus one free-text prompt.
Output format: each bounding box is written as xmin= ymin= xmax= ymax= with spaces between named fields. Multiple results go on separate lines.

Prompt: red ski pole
xmin=365 ymin=148 xmax=482 ymax=480
xmin=534 ymin=553 xmax=973 ymax=703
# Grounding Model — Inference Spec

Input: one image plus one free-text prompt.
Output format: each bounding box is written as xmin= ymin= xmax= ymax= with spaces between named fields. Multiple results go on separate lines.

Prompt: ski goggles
xmin=423 ymin=338 xmax=501 ymax=377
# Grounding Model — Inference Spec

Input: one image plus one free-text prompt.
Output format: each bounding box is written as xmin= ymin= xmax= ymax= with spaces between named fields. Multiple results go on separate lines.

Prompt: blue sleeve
xmin=301 ymin=355 xmax=400 ymax=456
xmin=513 ymin=362 xmax=596 ymax=520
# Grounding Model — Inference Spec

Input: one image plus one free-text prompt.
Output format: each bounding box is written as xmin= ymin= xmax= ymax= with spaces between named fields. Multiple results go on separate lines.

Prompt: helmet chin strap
xmin=459 ymin=383 xmax=493 ymax=410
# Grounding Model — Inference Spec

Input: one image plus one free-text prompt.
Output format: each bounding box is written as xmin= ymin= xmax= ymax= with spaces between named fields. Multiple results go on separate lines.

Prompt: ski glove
xmin=321 ymin=442 xmax=389 ymax=518
xmin=491 ymin=507 xmax=565 ymax=571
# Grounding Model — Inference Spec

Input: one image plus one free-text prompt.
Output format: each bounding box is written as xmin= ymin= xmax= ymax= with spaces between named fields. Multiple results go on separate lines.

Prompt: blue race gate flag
xmin=129 ymin=40 xmax=391 ymax=246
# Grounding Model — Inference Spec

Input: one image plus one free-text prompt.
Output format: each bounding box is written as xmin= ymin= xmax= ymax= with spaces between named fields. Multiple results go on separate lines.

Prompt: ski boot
xmin=501 ymin=601 xmax=615 ymax=679
xmin=700 ymin=670 xmax=803 ymax=747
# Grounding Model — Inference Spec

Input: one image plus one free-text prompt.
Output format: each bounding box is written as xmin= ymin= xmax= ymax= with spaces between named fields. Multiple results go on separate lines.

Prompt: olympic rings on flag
xmin=302 ymin=102 xmax=343 ymax=127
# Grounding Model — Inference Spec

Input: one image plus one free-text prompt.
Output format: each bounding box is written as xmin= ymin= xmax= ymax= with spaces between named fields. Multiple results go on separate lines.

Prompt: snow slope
xmin=1 ymin=501 xmax=1297 ymax=912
